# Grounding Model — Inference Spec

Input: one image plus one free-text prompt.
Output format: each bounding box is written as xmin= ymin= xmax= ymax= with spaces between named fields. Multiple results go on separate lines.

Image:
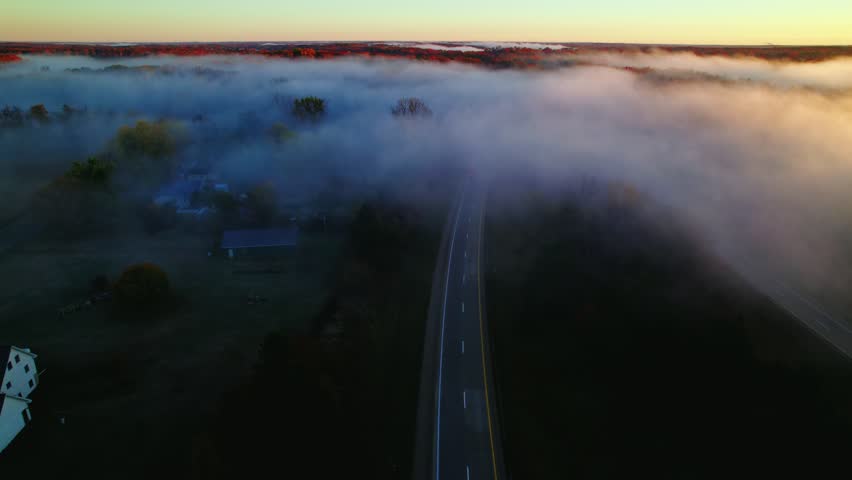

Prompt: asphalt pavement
xmin=435 ymin=180 xmax=503 ymax=480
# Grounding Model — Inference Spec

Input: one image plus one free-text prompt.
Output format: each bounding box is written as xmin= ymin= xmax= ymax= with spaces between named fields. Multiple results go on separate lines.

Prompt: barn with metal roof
xmin=221 ymin=227 xmax=299 ymax=257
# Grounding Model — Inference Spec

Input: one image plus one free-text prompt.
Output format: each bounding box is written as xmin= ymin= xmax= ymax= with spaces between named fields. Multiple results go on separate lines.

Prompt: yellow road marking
xmin=477 ymin=199 xmax=500 ymax=480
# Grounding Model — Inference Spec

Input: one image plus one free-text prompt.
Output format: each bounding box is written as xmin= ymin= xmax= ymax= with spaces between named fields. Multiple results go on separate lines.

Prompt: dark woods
xmin=201 ymin=201 xmax=440 ymax=478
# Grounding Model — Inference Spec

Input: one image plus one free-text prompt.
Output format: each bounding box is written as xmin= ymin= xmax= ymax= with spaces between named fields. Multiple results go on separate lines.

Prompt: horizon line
xmin=2 ymin=40 xmax=851 ymax=48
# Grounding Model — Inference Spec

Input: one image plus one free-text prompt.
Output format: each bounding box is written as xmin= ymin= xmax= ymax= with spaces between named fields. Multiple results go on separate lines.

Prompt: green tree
xmin=247 ymin=182 xmax=278 ymax=226
xmin=292 ymin=96 xmax=326 ymax=120
xmin=67 ymin=157 xmax=114 ymax=184
xmin=113 ymin=263 xmax=171 ymax=312
xmin=115 ymin=120 xmax=177 ymax=158
xmin=350 ymin=204 xmax=412 ymax=272
xmin=111 ymin=120 xmax=184 ymax=184
xmin=34 ymin=164 xmax=116 ymax=237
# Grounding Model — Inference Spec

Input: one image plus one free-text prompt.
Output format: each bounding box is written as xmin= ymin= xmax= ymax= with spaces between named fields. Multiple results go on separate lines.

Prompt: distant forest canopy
xmin=0 ymin=43 xmax=850 ymax=68
xmin=0 ymin=53 xmax=23 ymax=63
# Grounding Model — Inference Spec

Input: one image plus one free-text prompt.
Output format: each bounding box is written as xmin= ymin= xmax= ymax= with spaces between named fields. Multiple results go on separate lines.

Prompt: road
xmin=409 ymin=179 xmax=852 ymax=480
xmin=414 ymin=178 xmax=504 ymax=480
xmin=731 ymin=257 xmax=852 ymax=358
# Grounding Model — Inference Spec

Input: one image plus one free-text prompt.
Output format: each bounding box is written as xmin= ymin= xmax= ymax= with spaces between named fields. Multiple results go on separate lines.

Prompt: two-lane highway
xmin=430 ymin=179 xmax=503 ymax=480
xmin=714 ymin=245 xmax=852 ymax=359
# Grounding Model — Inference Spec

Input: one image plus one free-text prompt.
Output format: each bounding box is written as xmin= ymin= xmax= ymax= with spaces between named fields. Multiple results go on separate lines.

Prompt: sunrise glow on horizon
xmin=4 ymin=0 xmax=852 ymax=45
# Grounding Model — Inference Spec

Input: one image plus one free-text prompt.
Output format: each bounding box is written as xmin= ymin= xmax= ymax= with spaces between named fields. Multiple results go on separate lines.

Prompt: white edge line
xmin=777 ymin=281 xmax=852 ymax=334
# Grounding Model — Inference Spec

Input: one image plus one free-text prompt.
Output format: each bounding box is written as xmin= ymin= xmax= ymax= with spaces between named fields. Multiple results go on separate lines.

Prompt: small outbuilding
xmin=221 ymin=226 xmax=299 ymax=258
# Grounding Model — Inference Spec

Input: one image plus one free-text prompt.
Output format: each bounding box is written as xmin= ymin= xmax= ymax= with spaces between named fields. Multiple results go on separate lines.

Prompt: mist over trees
xmin=114 ymin=120 xmax=178 ymax=158
xmin=391 ymin=97 xmax=432 ymax=117
xmin=67 ymin=157 xmax=114 ymax=183
xmin=1 ymin=52 xmax=852 ymax=316
xmin=292 ymin=95 xmax=326 ymax=120
xmin=203 ymin=196 xmax=442 ymax=478
xmin=2 ymin=49 xmax=852 ymax=479
xmin=0 ymin=105 xmax=24 ymax=126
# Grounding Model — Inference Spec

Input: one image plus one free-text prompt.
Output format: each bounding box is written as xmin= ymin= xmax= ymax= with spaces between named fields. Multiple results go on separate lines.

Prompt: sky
xmin=3 ymin=0 xmax=851 ymax=45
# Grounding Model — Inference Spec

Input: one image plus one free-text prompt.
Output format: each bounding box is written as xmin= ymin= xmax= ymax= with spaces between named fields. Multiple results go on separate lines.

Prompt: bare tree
xmin=391 ymin=97 xmax=433 ymax=117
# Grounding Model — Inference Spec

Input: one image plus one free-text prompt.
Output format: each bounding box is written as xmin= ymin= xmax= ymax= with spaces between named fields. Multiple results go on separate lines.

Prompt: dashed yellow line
xmin=476 ymin=199 xmax=500 ymax=480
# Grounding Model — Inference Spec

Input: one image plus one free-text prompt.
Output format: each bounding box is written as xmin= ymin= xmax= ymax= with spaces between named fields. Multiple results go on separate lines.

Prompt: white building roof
xmin=0 ymin=394 xmax=31 ymax=453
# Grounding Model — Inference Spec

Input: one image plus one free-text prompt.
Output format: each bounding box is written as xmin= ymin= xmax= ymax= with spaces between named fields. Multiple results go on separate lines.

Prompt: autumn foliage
xmin=0 ymin=54 xmax=22 ymax=63
xmin=0 ymin=42 xmax=849 ymax=71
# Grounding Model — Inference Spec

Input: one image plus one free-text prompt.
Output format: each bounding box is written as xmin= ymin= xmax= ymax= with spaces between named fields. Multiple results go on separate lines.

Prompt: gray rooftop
xmin=221 ymin=227 xmax=299 ymax=249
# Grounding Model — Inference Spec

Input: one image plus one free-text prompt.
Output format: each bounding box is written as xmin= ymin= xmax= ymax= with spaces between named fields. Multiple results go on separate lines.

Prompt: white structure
xmin=1 ymin=346 xmax=39 ymax=399
xmin=0 ymin=394 xmax=32 ymax=453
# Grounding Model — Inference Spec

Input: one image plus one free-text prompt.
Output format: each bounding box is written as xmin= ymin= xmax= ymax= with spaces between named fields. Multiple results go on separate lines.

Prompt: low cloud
xmin=1 ymin=53 xmax=851 ymax=315
xmin=468 ymin=42 xmax=569 ymax=50
xmin=378 ymin=42 xmax=485 ymax=52
xmin=577 ymin=50 xmax=852 ymax=90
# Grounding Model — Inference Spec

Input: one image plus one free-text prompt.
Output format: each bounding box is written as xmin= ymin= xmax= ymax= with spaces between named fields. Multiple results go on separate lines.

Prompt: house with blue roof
xmin=221 ymin=226 xmax=299 ymax=258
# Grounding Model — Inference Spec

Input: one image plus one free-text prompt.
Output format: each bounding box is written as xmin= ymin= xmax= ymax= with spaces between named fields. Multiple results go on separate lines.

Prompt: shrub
xmin=113 ymin=263 xmax=171 ymax=312
xmin=269 ymin=122 xmax=297 ymax=143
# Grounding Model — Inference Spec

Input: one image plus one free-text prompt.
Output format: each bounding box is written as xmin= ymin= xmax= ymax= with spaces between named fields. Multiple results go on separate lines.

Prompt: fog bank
xmin=578 ymin=50 xmax=852 ymax=90
xmin=2 ymin=53 xmax=852 ymax=317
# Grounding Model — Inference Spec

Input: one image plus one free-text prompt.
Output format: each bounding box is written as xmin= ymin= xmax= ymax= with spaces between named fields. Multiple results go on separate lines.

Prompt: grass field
xmin=485 ymin=178 xmax=852 ymax=479
xmin=0 ymin=226 xmax=343 ymax=476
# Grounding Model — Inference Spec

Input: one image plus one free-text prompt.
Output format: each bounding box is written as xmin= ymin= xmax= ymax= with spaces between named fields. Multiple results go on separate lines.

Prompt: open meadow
xmin=0 ymin=226 xmax=343 ymax=474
